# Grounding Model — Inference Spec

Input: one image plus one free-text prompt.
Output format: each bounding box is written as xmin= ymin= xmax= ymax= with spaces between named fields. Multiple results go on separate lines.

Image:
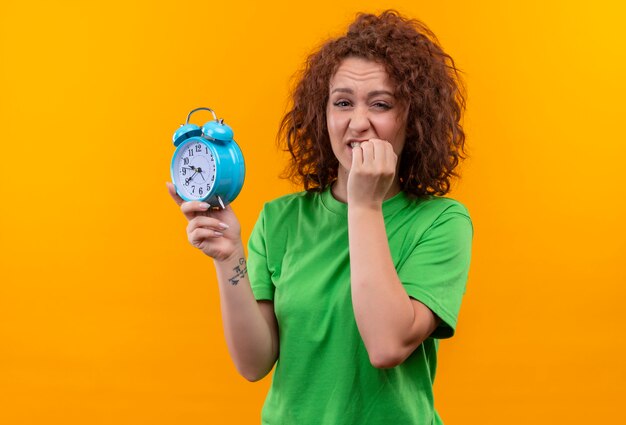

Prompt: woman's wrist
xmin=348 ymin=201 xmax=384 ymax=215
xmin=213 ymin=242 xmax=245 ymax=265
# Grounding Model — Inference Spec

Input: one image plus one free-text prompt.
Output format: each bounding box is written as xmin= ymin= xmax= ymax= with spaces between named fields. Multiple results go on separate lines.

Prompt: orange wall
xmin=1 ymin=1 xmax=625 ymax=423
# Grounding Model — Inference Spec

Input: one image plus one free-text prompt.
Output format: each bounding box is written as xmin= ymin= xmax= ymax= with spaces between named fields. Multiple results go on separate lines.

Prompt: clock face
xmin=173 ymin=140 xmax=217 ymax=201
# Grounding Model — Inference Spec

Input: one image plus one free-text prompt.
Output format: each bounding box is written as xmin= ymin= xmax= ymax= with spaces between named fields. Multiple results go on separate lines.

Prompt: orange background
xmin=1 ymin=0 xmax=625 ymax=423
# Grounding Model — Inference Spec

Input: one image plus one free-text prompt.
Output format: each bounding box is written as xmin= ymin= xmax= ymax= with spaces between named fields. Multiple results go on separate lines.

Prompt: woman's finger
xmin=188 ymin=228 xmax=223 ymax=248
xmin=385 ymin=142 xmax=397 ymax=172
xmin=360 ymin=141 xmax=375 ymax=165
xmin=351 ymin=143 xmax=364 ymax=169
xmin=166 ymin=182 xmax=185 ymax=206
xmin=187 ymin=216 xmax=230 ymax=234
xmin=180 ymin=200 xmax=211 ymax=221
xmin=371 ymin=139 xmax=387 ymax=167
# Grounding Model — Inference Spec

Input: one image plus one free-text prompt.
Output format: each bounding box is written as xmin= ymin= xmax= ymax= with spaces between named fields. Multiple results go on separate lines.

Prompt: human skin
xmin=326 ymin=57 xmax=408 ymax=203
xmin=166 ymin=182 xmax=278 ymax=381
xmin=328 ymin=57 xmax=440 ymax=367
xmin=166 ymin=57 xmax=440 ymax=378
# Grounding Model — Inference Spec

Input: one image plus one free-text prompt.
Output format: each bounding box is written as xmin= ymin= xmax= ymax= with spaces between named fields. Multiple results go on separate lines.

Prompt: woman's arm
xmin=348 ymin=206 xmax=439 ymax=368
xmin=213 ymin=250 xmax=279 ymax=381
xmin=167 ymin=183 xmax=279 ymax=381
xmin=346 ymin=141 xmax=439 ymax=368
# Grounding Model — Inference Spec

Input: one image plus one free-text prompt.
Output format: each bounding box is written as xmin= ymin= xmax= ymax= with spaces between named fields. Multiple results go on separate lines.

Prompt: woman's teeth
xmin=350 ymin=142 xmax=361 ymax=148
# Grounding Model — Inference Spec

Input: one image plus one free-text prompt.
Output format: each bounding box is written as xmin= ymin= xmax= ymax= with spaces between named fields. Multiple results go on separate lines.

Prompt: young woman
xmin=167 ymin=10 xmax=473 ymax=424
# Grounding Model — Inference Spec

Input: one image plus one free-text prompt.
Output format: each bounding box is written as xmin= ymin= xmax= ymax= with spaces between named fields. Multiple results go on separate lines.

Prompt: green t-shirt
xmin=247 ymin=187 xmax=473 ymax=425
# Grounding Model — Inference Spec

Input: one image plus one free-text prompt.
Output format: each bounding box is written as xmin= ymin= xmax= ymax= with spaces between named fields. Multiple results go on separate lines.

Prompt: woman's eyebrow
xmin=368 ymin=90 xmax=395 ymax=97
xmin=330 ymin=88 xmax=395 ymax=97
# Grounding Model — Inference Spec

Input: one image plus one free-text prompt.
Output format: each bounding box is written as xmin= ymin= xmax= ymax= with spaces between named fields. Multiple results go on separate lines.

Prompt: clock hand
xmin=185 ymin=171 xmax=198 ymax=184
xmin=196 ymin=167 xmax=206 ymax=181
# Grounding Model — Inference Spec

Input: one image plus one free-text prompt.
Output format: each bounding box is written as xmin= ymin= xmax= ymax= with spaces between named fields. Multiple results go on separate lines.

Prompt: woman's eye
xmin=333 ymin=100 xmax=351 ymax=107
xmin=372 ymin=102 xmax=392 ymax=110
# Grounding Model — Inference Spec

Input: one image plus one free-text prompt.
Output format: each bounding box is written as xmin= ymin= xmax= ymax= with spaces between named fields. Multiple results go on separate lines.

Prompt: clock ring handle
xmin=186 ymin=107 xmax=218 ymax=124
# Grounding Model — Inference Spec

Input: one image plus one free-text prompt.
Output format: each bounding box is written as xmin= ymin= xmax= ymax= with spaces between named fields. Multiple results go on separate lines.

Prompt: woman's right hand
xmin=166 ymin=182 xmax=243 ymax=262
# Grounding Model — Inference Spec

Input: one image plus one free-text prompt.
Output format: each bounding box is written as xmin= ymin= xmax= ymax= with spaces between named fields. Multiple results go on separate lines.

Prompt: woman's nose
xmin=348 ymin=107 xmax=371 ymax=132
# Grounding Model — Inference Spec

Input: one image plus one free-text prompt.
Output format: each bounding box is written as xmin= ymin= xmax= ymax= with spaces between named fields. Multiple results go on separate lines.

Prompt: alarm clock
xmin=170 ymin=107 xmax=245 ymax=208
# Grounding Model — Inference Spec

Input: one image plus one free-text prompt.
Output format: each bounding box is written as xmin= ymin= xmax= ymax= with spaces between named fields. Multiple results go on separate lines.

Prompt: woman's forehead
xmin=329 ymin=57 xmax=394 ymax=91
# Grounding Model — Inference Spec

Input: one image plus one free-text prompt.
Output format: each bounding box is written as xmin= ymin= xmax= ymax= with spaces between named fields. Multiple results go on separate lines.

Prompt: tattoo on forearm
xmin=228 ymin=258 xmax=247 ymax=286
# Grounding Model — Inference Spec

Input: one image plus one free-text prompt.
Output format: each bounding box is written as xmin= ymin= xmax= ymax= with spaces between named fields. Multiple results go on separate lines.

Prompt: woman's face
xmin=326 ymin=57 xmax=409 ymax=175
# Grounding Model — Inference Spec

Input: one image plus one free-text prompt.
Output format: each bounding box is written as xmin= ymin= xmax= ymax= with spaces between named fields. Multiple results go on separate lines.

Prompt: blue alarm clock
xmin=170 ymin=107 xmax=245 ymax=208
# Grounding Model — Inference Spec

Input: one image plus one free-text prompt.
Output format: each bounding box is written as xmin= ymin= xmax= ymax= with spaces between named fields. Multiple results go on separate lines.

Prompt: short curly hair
xmin=278 ymin=10 xmax=467 ymax=197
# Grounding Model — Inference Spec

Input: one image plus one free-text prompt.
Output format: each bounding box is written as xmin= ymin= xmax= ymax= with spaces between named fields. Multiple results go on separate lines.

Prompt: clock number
xmin=196 ymin=144 xmax=202 ymax=152
xmin=211 ymin=175 xmax=215 ymax=182
xmin=183 ymin=157 xmax=189 ymax=165
xmin=199 ymin=187 xmax=203 ymax=196
xmin=206 ymin=184 xmax=210 ymax=191
xmin=184 ymin=179 xmax=189 ymax=186
xmin=188 ymin=149 xmax=194 ymax=156
xmin=191 ymin=185 xmax=195 ymax=193
xmin=205 ymin=146 xmax=208 ymax=154
xmin=181 ymin=168 xmax=186 ymax=176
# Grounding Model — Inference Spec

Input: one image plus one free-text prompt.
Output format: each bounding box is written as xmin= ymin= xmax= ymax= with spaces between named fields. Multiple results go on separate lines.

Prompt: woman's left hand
xmin=347 ymin=138 xmax=398 ymax=209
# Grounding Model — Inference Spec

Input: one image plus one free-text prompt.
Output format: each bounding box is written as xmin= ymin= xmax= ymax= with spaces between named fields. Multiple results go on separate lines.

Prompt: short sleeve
xmin=397 ymin=209 xmax=473 ymax=339
xmin=247 ymin=207 xmax=275 ymax=301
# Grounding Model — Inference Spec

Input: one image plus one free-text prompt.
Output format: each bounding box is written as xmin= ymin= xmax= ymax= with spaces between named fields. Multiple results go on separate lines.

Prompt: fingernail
xmin=214 ymin=231 xmax=224 ymax=237
xmin=218 ymin=222 xmax=229 ymax=229
xmin=199 ymin=202 xmax=211 ymax=209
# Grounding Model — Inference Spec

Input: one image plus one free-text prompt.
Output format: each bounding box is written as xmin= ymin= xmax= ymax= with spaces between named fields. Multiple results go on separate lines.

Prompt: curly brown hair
xmin=278 ymin=10 xmax=467 ymax=197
